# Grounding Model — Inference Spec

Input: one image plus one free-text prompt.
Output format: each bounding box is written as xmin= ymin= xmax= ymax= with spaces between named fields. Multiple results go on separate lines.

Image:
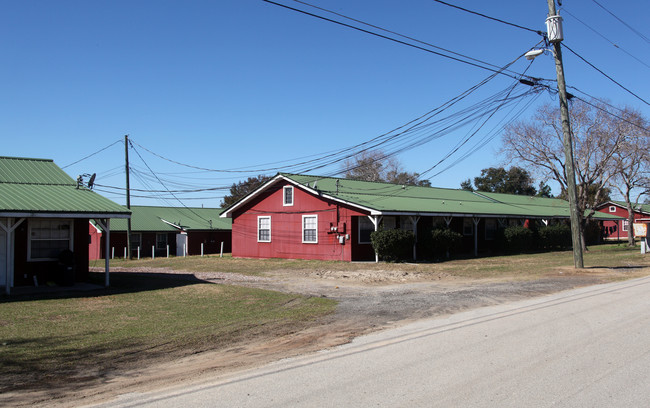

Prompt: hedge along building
xmin=91 ymin=205 xmax=231 ymax=259
xmin=220 ymin=174 xmax=620 ymax=262
xmin=0 ymin=156 xmax=130 ymax=294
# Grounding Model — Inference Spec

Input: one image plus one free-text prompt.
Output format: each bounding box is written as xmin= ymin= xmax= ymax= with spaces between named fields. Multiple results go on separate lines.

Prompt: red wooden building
xmin=596 ymin=200 xmax=650 ymax=240
xmin=220 ymin=174 xmax=618 ymax=262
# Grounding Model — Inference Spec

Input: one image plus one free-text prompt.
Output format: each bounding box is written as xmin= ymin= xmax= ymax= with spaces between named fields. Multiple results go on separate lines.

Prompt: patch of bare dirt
xmin=7 ymin=265 xmax=649 ymax=407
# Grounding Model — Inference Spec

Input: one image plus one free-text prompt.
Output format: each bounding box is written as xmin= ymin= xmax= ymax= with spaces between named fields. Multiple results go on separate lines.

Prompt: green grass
xmin=0 ymin=274 xmax=335 ymax=393
xmin=92 ymin=243 xmax=650 ymax=280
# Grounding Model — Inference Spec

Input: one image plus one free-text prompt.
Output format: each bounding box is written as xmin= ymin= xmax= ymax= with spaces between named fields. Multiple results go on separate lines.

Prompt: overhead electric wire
xmin=562 ymin=7 xmax=650 ymax=70
xmin=591 ymin=0 xmax=650 ymax=45
xmin=61 ymin=139 xmax=122 ymax=169
xmin=262 ymin=0 xmax=543 ymax=82
xmin=431 ymin=0 xmax=544 ymax=36
xmin=562 ymin=43 xmax=650 ymax=107
xmin=128 ymin=141 xmax=213 ymax=223
xmin=288 ymin=0 xmax=532 ymax=78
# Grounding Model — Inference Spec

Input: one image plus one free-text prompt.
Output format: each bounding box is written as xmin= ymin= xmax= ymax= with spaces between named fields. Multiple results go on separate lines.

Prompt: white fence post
xmin=166 ymin=244 xmax=169 ymax=258
xmin=220 ymin=242 xmax=224 ymax=258
xmin=124 ymin=247 xmax=127 ymax=259
xmin=152 ymin=246 xmax=155 ymax=259
xmin=137 ymin=246 xmax=140 ymax=260
xmin=183 ymin=244 xmax=186 ymax=257
xmin=111 ymin=247 xmax=114 ymax=260
xmin=201 ymin=243 xmax=204 ymax=257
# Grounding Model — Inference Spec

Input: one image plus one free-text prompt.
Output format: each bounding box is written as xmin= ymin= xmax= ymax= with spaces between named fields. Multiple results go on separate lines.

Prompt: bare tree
xmin=343 ymin=150 xmax=430 ymax=186
xmin=609 ymin=107 xmax=650 ymax=246
xmin=501 ymin=99 xmax=625 ymax=250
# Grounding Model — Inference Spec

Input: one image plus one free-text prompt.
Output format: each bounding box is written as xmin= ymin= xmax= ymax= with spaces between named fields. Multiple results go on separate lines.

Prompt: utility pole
xmin=125 ymin=134 xmax=132 ymax=260
xmin=546 ymin=0 xmax=584 ymax=268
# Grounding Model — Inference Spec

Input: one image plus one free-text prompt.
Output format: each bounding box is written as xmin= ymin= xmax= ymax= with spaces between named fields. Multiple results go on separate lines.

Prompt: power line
xmin=563 ymin=43 xmax=650 ymax=107
xmin=262 ymin=0 xmax=542 ymax=82
xmin=562 ymin=7 xmax=650 ymax=70
xmin=431 ymin=0 xmax=545 ymax=36
xmin=288 ymin=0 xmax=531 ymax=78
xmin=61 ymin=139 xmax=122 ymax=169
xmin=591 ymin=0 xmax=650 ymax=45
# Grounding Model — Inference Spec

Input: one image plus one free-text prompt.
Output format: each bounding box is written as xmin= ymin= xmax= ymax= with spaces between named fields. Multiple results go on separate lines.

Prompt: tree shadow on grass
xmin=0 ymin=331 xmax=178 ymax=402
xmin=1 ymin=271 xmax=212 ymax=303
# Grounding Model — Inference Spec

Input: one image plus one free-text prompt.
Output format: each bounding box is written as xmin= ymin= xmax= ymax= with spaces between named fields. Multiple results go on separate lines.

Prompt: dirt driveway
xmin=19 ymin=265 xmax=645 ymax=407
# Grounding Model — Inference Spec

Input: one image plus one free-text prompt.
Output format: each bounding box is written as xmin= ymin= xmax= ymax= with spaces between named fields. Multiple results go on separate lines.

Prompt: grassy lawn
xmin=0 ymin=273 xmax=336 ymax=394
xmin=2 ymin=244 xmax=648 ymax=396
xmin=92 ymin=243 xmax=650 ymax=280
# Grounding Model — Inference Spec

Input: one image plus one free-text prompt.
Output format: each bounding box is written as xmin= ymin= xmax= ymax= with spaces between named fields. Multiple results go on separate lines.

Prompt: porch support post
xmin=94 ymin=218 xmax=111 ymax=287
xmin=473 ymin=217 xmax=481 ymax=257
xmin=444 ymin=216 xmax=453 ymax=227
xmin=410 ymin=216 xmax=420 ymax=261
xmin=367 ymin=215 xmax=382 ymax=263
xmin=0 ymin=218 xmax=25 ymax=295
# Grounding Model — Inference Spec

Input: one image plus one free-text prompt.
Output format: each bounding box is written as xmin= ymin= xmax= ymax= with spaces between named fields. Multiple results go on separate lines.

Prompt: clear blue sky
xmin=2 ymin=0 xmax=649 ymax=207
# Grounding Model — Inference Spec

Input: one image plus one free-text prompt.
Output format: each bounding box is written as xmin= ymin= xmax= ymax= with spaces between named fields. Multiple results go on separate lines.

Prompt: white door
xmin=176 ymin=234 xmax=187 ymax=256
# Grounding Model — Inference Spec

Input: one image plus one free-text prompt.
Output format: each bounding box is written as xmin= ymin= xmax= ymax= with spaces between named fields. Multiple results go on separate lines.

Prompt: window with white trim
xmin=302 ymin=215 xmax=318 ymax=243
xmin=463 ymin=218 xmax=474 ymax=236
xmin=283 ymin=186 xmax=294 ymax=206
xmin=156 ymin=233 xmax=167 ymax=250
xmin=29 ymin=219 xmax=73 ymax=260
xmin=258 ymin=216 xmax=271 ymax=242
xmin=485 ymin=218 xmax=497 ymax=240
xmin=358 ymin=217 xmax=374 ymax=244
xmin=623 ymin=220 xmax=629 ymax=232
xmin=609 ymin=206 xmax=616 ymax=213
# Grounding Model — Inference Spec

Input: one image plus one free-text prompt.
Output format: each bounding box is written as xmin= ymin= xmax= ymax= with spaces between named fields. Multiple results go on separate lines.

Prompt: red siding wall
xmin=598 ymin=204 xmax=646 ymax=239
xmin=232 ymin=181 xmax=370 ymax=261
xmin=14 ymin=218 xmax=89 ymax=286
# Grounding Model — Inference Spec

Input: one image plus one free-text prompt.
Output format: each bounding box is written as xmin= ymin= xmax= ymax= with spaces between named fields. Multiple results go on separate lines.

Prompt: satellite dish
xmin=88 ymin=173 xmax=96 ymax=189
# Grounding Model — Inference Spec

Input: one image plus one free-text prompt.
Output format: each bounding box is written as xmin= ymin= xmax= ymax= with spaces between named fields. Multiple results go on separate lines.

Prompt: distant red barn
xmin=596 ymin=201 xmax=650 ymax=240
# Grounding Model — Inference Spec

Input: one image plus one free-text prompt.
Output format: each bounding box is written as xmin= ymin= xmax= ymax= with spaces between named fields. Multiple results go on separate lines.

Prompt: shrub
xmin=431 ymin=228 xmax=463 ymax=259
xmin=503 ymin=226 xmax=535 ymax=253
xmin=370 ymin=229 xmax=415 ymax=262
xmin=538 ymin=224 xmax=571 ymax=249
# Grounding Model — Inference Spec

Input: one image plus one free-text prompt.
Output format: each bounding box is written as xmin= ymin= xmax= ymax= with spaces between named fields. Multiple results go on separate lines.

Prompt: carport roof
xmin=221 ymin=173 xmax=621 ymax=220
xmin=0 ymin=156 xmax=130 ymax=218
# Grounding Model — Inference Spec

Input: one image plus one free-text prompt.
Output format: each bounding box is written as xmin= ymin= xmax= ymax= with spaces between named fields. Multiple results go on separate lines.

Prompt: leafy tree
xmin=473 ymin=167 xmax=537 ymax=195
xmin=460 ymin=179 xmax=474 ymax=191
xmin=501 ymin=99 xmax=628 ymax=251
xmin=220 ymin=175 xmax=272 ymax=207
xmin=344 ymin=150 xmax=430 ymax=186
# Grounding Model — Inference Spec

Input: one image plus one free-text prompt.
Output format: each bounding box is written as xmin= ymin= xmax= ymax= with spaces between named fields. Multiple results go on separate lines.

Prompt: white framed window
xmin=609 ymin=206 xmax=616 ymax=213
xmin=485 ymin=218 xmax=497 ymax=240
xmin=156 ymin=233 xmax=167 ymax=250
xmin=623 ymin=220 xmax=629 ymax=232
xmin=28 ymin=219 xmax=73 ymax=261
xmin=302 ymin=215 xmax=318 ymax=243
xmin=463 ymin=218 xmax=474 ymax=236
xmin=382 ymin=216 xmax=396 ymax=230
xmin=130 ymin=233 xmax=141 ymax=252
xmin=258 ymin=216 xmax=271 ymax=242
xmin=400 ymin=216 xmax=414 ymax=232
xmin=358 ymin=217 xmax=374 ymax=244
xmin=283 ymin=186 xmax=294 ymax=206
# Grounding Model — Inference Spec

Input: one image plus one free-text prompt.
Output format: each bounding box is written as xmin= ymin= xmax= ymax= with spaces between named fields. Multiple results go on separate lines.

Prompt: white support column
xmin=367 ymin=215 xmax=382 ymax=263
xmin=1 ymin=218 xmax=25 ymax=295
xmin=473 ymin=217 xmax=481 ymax=257
xmin=542 ymin=219 xmax=549 ymax=226
xmin=94 ymin=218 xmax=111 ymax=288
xmin=410 ymin=215 xmax=420 ymax=261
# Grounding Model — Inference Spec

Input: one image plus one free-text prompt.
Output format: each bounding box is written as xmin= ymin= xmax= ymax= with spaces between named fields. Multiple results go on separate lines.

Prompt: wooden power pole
xmin=125 ymin=134 xmax=132 ymax=260
xmin=546 ymin=0 xmax=584 ymax=268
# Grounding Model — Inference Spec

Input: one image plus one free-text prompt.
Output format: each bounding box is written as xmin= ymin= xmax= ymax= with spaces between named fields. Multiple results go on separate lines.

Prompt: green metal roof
xmin=609 ymin=200 xmax=650 ymax=215
xmin=222 ymin=173 xmax=621 ymax=220
xmin=0 ymin=156 xmax=130 ymax=217
xmin=108 ymin=205 xmax=231 ymax=232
